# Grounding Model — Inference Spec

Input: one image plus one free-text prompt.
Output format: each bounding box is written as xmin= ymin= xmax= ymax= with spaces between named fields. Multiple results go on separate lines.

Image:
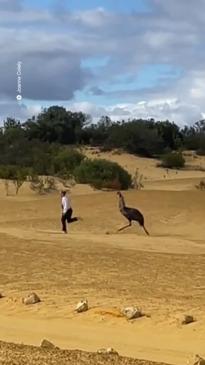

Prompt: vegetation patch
xmin=196 ymin=180 xmax=205 ymax=190
xmin=74 ymin=158 xmax=132 ymax=190
xmin=160 ymin=152 xmax=185 ymax=169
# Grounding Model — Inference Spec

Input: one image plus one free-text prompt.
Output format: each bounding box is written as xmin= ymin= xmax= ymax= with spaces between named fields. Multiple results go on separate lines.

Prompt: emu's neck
xmin=119 ymin=194 xmax=126 ymax=211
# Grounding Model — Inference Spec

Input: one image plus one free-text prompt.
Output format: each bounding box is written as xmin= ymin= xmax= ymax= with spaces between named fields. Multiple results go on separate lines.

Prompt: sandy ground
xmin=0 ymin=340 xmax=172 ymax=365
xmin=0 ymin=151 xmax=205 ymax=364
xmin=82 ymin=147 xmax=205 ymax=185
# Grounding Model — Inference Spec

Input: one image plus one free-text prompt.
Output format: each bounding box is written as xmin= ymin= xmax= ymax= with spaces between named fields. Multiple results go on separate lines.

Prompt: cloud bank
xmin=0 ymin=0 xmax=204 ymax=125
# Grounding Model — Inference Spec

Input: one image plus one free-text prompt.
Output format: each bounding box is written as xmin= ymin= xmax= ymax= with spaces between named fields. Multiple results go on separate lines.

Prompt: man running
xmin=61 ymin=191 xmax=78 ymax=233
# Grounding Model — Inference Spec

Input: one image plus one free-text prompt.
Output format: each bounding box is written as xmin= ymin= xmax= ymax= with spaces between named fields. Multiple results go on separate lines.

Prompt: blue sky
xmin=0 ymin=0 xmax=204 ymax=124
xmin=23 ymin=0 xmax=150 ymax=13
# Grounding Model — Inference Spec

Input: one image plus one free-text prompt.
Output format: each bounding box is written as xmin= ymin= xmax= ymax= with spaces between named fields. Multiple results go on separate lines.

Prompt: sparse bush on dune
xmin=30 ymin=176 xmax=57 ymax=194
xmin=4 ymin=179 xmax=9 ymax=196
xmin=0 ymin=165 xmax=28 ymax=195
xmin=195 ymin=180 xmax=205 ymax=190
xmin=74 ymin=158 xmax=132 ymax=190
xmin=13 ymin=170 xmax=27 ymax=195
xmin=30 ymin=176 xmax=45 ymax=195
xmin=44 ymin=176 xmax=57 ymax=191
xmin=197 ymin=144 xmax=205 ymax=156
xmin=160 ymin=152 xmax=185 ymax=169
xmin=132 ymin=169 xmax=144 ymax=190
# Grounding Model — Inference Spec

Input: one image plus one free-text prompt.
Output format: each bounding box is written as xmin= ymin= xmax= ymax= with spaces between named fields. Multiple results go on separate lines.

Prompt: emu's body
xmin=117 ymin=192 xmax=149 ymax=235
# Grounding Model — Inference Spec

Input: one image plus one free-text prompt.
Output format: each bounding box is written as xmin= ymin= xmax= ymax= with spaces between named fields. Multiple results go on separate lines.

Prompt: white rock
xmin=22 ymin=292 xmax=41 ymax=305
xmin=75 ymin=299 xmax=88 ymax=313
xmin=121 ymin=306 xmax=142 ymax=320
xmin=97 ymin=347 xmax=118 ymax=355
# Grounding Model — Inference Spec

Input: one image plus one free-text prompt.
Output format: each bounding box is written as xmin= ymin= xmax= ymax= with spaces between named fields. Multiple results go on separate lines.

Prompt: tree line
xmin=1 ymin=105 xmax=205 ymax=157
xmin=0 ymin=105 xmax=204 ymax=193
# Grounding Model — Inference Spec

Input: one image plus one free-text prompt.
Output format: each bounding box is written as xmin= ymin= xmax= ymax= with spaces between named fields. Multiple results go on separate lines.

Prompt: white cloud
xmin=69 ymin=99 xmax=203 ymax=126
xmin=0 ymin=0 xmax=205 ymax=124
xmin=0 ymin=101 xmax=42 ymax=122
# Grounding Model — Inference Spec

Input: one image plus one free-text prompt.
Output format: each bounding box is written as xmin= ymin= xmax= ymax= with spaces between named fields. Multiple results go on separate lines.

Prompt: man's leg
xmin=66 ymin=208 xmax=78 ymax=223
xmin=61 ymin=213 xmax=67 ymax=233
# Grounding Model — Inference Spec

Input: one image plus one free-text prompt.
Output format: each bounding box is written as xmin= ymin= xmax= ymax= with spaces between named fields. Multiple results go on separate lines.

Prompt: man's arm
xmin=61 ymin=197 xmax=64 ymax=212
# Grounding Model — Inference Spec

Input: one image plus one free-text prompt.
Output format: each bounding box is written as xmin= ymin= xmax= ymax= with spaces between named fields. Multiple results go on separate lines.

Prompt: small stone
xmin=41 ymin=339 xmax=58 ymax=349
xmin=75 ymin=299 xmax=88 ymax=313
xmin=121 ymin=306 xmax=142 ymax=320
xmin=182 ymin=315 xmax=195 ymax=325
xmin=97 ymin=347 xmax=118 ymax=355
xmin=22 ymin=292 xmax=41 ymax=305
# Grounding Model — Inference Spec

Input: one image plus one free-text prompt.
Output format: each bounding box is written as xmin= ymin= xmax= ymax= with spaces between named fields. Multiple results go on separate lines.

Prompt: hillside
xmin=0 ymin=340 xmax=172 ymax=365
xmin=82 ymin=147 xmax=205 ymax=190
xmin=0 ymin=150 xmax=204 ymax=364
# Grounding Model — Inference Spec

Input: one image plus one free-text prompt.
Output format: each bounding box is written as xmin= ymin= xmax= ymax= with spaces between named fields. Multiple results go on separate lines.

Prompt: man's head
xmin=61 ymin=190 xmax=67 ymax=197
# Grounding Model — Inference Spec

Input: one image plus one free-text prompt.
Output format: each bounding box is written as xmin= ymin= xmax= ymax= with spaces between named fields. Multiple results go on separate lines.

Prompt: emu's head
xmin=117 ymin=191 xmax=125 ymax=209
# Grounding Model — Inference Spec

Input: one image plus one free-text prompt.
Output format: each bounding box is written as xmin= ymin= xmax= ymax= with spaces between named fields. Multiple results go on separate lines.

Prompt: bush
xmin=0 ymin=165 xmax=28 ymax=194
xmin=30 ymin=176 xmax=57 ymax=194
xmin=74 ymin=158 xmax=132 ymax=190
xmin=13 ymin=169 xmax=28 ymax=194
xmin=196 ymin=180 xmax=205 ymax=190
xmin=54 ymin=148 xmax=85 ymax=178
xmin=161 ymin=152 xmax=185 ymax=169
xmin=3 ymin=180 xmax=10 ymax=196
xmin=132 ymin=169 xmax=144 ymax=190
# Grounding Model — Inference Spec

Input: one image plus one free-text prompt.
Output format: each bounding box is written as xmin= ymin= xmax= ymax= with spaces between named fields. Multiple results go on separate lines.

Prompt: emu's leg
xmin=118 ymin=220 xmax=131 ymax=232
xmin=142 ymin=225 xmax=149 ymax=236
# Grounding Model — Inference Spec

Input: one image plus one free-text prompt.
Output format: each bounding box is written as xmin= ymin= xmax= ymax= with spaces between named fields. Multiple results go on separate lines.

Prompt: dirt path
xmin=0 ymin=190 xmax=204 ymax=364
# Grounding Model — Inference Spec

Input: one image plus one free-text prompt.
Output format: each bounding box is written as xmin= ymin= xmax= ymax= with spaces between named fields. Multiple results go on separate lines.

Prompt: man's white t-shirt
xmin=62 ymin=196 xmax=71 ymax=214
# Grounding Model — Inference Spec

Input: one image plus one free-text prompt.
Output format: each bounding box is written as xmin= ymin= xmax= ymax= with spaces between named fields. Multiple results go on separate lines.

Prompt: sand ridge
xmin=0 ymin=152 xmax=205 ymax=364
xmin=0 ymin=340 xmax=173 ymax=365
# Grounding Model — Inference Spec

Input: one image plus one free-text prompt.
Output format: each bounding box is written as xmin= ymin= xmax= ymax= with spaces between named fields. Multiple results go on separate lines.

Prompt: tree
xmin=0 ymin=166 xmax=28 ymax=195
xmin=3 ymin=117 xmax=21 ymax=131
xmin=155 ymin=120 xmax=182 ymax=149
xmin=24 ymin=106 xmax=90 ymax=144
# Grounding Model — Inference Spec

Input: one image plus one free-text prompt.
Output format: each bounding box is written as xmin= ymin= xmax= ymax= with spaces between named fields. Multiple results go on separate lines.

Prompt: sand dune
xmin=82 ymin=147 xmax=205 ymax=188
xmin=0 ymin=340 xmax=172 ymax=365
xmin=0 ymin=152 xmax=205 ymax=364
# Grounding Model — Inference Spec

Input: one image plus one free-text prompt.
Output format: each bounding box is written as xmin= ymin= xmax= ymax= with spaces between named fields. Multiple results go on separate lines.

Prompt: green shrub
xmin=54 ymin=148 xmax=85 ymax=178
xmin=0 ymin=165 xmax=28 ymax=194
xmin=74 ymin=158 xmax=132 ymax=190
xmin=0 ymin=165 xmax=15 ymax=180
xmin=161 ymin=152 xmax=185 ymax=169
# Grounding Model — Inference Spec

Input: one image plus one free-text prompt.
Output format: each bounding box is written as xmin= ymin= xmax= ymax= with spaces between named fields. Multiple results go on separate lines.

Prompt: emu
xmin=117 ymin=191 xmax=149 ymax=235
